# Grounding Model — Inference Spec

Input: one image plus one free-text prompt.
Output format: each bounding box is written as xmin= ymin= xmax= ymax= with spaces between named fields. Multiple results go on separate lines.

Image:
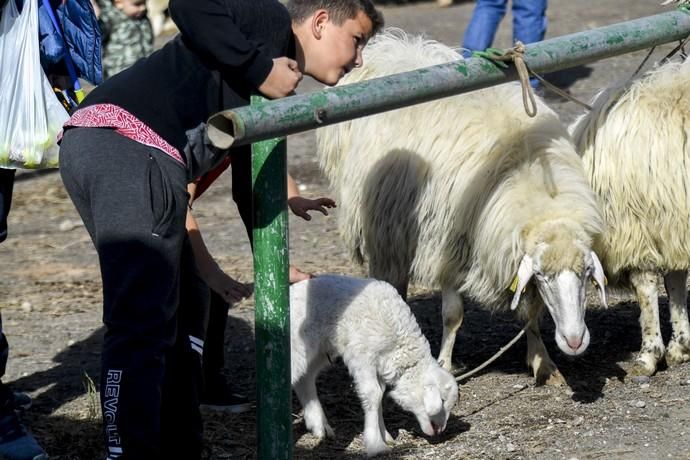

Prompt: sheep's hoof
xmin=546 ymin=371 xmax=567 ymax=387
xmin=533 ymin=364 xmax=566 ymax=387
xmin=365 ymin=441 xmax=392 ymax=457
xmin=436 ymin=0 xmax=453 ymax=7
xmin=665 ymin=340 xmax=690 ymax=366
xmin=628 ymin=360 xmax=656 ymax=378
xmin=308 ymin=422 xmax=335 ymax=440
xmin=324 ymin=424 xmax=336 ymax=439
xmin=384 ymin=430 xmax=395 ymax=444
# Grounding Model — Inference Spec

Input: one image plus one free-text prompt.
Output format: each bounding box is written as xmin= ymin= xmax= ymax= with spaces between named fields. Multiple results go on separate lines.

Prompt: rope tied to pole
xmin=631 ymin=34 xmax=690 ymax=80
xmin=661 ymin=34 xmax=690 ymax=63
xmin=473 ymin=42 xmax=537 ymax=117
xmin=473 ymin=42 xmax=593 ymax=116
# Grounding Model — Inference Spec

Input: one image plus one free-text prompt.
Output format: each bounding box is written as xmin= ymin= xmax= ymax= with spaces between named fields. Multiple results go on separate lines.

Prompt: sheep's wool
xmin=316 ymin=30 xmax=603 ymax=309
xmin=570 ymin=58 xmax=690 ymax=279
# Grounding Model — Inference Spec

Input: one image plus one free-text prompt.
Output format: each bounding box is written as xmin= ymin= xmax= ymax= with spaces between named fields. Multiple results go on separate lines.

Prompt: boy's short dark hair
xmin=287 ymin=0 xmax=384 ymax=36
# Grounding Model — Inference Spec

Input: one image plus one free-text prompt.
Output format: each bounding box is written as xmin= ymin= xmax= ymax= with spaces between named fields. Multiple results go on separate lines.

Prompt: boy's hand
xmin=258 ymin=57 xmax=302 ymax=99
xmin=288 ymin=196 xmax=336 ymax=221
xmin=206 ymin=269 xmax=254 ymax=305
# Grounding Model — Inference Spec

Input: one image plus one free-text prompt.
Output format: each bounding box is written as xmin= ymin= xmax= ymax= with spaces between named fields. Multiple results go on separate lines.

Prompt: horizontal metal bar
xmin=207 ymin=9 xmax=690 ymax=148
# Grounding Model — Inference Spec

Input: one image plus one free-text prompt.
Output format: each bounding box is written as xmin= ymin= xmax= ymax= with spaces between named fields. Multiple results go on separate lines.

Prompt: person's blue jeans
xmin=462 ymin=0 xmax=547 ymax=87
xmin=462 ymin=0 xmax=547 ymax=53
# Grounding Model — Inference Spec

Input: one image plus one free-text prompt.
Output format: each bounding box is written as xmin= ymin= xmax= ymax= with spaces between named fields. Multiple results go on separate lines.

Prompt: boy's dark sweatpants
xmin=203 ymin=291 xmax=229 ymax=379
xmin=59 ymin=128 xmax=207 ymax=460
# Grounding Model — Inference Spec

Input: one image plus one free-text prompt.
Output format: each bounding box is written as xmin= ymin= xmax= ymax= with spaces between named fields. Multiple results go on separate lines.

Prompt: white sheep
xmin=290 ymin=275 xmax=458 ymax=457
xmin=316 ymin=30 xmax=607 ymax=386
xmin=570 ymin=57 xmax=690 ymax=377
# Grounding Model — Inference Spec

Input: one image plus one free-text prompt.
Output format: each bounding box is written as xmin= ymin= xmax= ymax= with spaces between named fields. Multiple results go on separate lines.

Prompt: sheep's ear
xmin=510 ymin=255 xmax=534 ymax=310
xmin=590 ymin=251 xmax=608 ymax=308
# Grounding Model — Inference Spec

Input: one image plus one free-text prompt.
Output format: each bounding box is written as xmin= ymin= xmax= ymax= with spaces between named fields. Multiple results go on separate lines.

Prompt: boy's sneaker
xmin=0 ymin=402 xmax=47 ymax=460
xmin=11 ymin=393 xmax=31 ymax=412
xmin=200 ymin=373 xmax=252 ymax=413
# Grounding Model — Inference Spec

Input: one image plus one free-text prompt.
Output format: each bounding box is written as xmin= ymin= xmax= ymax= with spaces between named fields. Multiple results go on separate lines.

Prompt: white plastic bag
xmin=0 ymin=0 xmax=69 ymax=169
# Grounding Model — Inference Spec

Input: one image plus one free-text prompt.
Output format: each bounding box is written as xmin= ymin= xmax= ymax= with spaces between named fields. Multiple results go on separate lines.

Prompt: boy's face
xmin=306 ymin=10 xmax=374 ymax=86
xmin=114 ymin=0 xmax=147 ymax=19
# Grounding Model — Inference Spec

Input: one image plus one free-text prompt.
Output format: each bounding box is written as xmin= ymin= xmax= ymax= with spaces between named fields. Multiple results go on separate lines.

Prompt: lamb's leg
xmin=293 ymin=356 xmax=334 ymax=440
xmin=376 ymin=377 xmax=394 ymax=444
xmin=663 ymin=270 xmax=690 ymax=366
xmin=525 ymin=301 xmax=565 ymax=386
xmin=351 ymin=367 xmax=389 ymax=457
xmin=438 ymin=288 xmax=464 ymax=372
xmin=629 ymin=271 xmax=665 ymax=377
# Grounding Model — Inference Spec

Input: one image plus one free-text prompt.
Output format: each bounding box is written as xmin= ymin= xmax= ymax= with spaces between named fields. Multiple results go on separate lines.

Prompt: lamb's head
xmin=389 ymin=360 xmax=458 ymax=437
xmin=512 ymin=222 xmax=607 ymax=356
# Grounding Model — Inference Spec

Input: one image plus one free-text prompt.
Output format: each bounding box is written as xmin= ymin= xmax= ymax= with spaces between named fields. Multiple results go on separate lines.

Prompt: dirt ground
xmin=2 ymin=0 xmax=690 ymax=459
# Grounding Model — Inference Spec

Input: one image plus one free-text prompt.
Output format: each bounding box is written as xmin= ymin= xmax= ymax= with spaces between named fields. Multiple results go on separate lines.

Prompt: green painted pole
xmin=251 ymin=93 xmax=292 ymax=460
xmin=207 ymin=8 xmax=690 ymax=148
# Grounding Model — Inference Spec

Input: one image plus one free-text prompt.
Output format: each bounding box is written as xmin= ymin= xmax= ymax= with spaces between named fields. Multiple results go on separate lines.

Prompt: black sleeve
xmin=169 ymin=0 xmax=274 ymax=88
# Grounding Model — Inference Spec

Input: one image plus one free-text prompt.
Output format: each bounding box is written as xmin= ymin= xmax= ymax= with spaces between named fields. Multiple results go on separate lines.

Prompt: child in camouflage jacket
xmin=91 ymin=0 xmax=152 ymax=78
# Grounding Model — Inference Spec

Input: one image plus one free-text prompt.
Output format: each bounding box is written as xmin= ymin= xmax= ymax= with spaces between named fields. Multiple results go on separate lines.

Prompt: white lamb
xmin=316 ymin=30 xmax=607 ymax=386
xmin=290 ymin=275 xmax=458 ymax=457
xmin=570 ymin=57 xmax=690 ymax=377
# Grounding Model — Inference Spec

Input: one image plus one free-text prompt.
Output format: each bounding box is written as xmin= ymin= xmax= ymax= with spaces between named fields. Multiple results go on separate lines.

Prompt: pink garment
xmin=62 ymin=103 xmax=186 ymax=165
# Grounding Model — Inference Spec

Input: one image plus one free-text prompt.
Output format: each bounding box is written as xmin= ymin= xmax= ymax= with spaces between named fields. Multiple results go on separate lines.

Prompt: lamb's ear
xmin=510 ymin=254 xmax=534 ymax=311
xmin=590 ymin=251 xmax=608 ymax=308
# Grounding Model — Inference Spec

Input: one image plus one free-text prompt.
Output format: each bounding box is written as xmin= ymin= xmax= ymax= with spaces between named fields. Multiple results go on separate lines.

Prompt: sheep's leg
xmin=352 ymin=367 xmax=390 ymax=457
xmin=663 ymin=270 xmax=690 ymax=366
xmin=377 ymin=377 xmax=394 ymax=444
xmin=368 ymin=264 xmax=409 ymax=300
xmin=293 ymin=355 xmax=334 ymax=440
xmin=438 ymin=288 xmax=464 ymax=372
xmin=393 ymin=274 xmax=410 ymax=301
xmin=629 ymin=271 xmax=665 ymax=377
xmin=525 ymin=301 xmax=565 ymax=386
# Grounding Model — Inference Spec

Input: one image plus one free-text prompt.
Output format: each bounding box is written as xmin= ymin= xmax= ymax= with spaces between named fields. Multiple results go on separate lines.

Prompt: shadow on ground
xmin=406 ymin=292 xmax=652 ymax=405
xmin=541 ymin=65 xmax=595 ymax=102
xmin=9 ymin=287 xmax=683 ymax=459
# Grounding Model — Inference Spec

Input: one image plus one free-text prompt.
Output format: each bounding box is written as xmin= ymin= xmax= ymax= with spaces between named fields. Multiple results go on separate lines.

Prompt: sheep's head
xmin=511 ymin=228 xmax=606 ymax=356
xmin=390 ymin=362 xmax=458 ymax=437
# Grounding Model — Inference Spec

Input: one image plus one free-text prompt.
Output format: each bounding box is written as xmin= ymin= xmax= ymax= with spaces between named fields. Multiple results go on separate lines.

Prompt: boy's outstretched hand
xmin=207 ymin=269 xmax=254 ymax=305
xmin=288 ymin=196 xmax=336 ymax=221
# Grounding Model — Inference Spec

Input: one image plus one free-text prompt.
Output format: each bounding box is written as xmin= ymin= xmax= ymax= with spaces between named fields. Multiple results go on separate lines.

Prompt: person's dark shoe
xmin=201 ymin=372 xmax=252 ymax=413
xmin=11 ymin=393 xmax=31 ymax=412
xmin=0 ymin=399 xmax=47 ymax=460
